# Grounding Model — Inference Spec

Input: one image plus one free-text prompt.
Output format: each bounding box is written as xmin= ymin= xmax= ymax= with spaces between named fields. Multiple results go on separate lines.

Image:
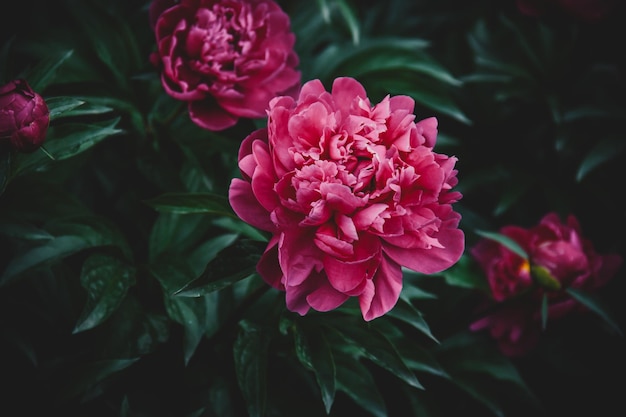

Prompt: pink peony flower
xmin=228 ymin=77 xmax=465 ymax=321
xmin=470 ymin=212 xmax=623 ymax=356
xmin=0 ymin=79 xmax=49 ymax=153
xmin=515 ymin=0 xmax=617 ymax=22
xmin=150 ymin=0 xmax=301 ymax=131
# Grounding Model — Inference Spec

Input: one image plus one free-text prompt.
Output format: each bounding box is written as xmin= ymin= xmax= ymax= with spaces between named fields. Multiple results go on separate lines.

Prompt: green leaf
xmin=334 ymin=320 xmax=424 ymax=390
xmin=334 ymin=352 xmax=387 ymax=417
xmin=144 ymin=192 xmax=236 ymax=216
xmin=11 ymin=117 xmax=123 ymax=177
xmin=148 ymin=213 xmax=211 ymax=262
xmin=566 ymin=287 xmax=623 ymax=336
xmin=576 ymin=135 xmax=626 ymax=182
xmin=441 ymin=254 xmax=490 ymax=291
xmin=395 ymin=342 xmax=449 ymax=378
xmin=45 ymin=97 xmax=86 ymax=120
xmin=173 ymin=239 xmax=266 ymax=297
xmin=21 ymin=49 xmax=74 ymax=92
xmin=46 ymin=358 xmax=139 ymax=405
xmin=0 ymin=212 xmax=133 ymax=286
xmin=294 ymin=322 xmax=336 ymax=413
xmin=316 ymin=0 xmax=360 ymax=44
xmin=164 ymin=295 xmax=207 ymax=365
xmin=387 ymin=298 xmax=439 ymax=343
xmin=233 ymin=320 xmax=270 ymax=417
xmin=474 ymin=230 xmax=528 ymax=259
xmin=73 ymin=253 xmax=136 ymax=333
xmin=436 ymin=331 xmax=536 ymax=392
xmin=211 ymin=217 xmax=269 ymax=242
xmin=531 ymin=265 xmax=561 ymax=291
xmin=0 ymin=221 xmax=54 ymax=241
xmin=187 ymin=233 xmax=240 ymax=276
xmin=0 ymin=235 xmax=88 ymax=287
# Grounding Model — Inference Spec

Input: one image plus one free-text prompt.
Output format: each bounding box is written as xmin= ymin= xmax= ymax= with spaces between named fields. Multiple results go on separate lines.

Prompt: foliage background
xmin=1 ymin=0 xmax=625 ymax=416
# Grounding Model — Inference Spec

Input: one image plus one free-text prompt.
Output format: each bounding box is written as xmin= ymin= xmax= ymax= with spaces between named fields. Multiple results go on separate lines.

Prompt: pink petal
xmin=188 ymin=100 xmax=238 ymax=131
xmin=331 ymin=77 xmax=368 ymax=114
xmin=359 ymin=254 xmax=403 ymax=321
xmin=280 ymin=228 xmax=324 ymax=286
xmin=228 ymin=179 xmax=276 ymax=232
xmin=383 ymin=215 xmax=464 ymax=274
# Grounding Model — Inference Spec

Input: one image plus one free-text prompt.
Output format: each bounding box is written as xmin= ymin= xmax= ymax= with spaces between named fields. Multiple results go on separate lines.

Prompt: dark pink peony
xmin=470 ymin=212 xmax=623 ymax=356
xmin=515 ymin=0 xmax=617 ymax=22
xmin=150 ymin=0 xmax=301 ymax=131
xmin=0 ymin=79 xmax=49 ymax=153
xmin=228 ymin=77 xmax=465 ymax=321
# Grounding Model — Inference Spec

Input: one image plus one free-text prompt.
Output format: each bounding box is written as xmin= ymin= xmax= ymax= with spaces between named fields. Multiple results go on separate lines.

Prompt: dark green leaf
xmin=233 ymin=320 xmax=270 ymax=417
xmin=0 ymin=235 xmax=88 ymax=287
xmin=0 ymin=221 xmax=54 ymax=241
xmin=294 ymin=322 xmax=336 ymax=413
xmin=334 ymin=352 xmax=387 ymax=417
xmin=22 ymin=49 xmax=74 ymax=92
xmin=441 ymin=254 xmax=490 ymax=291
xmin=144 ymin=192 xmax=236 ymax=216
xmin=474 ymin=230 xmax=528 ymax=259
xmin=45 ymin=358 xmax=139 ymax=404
xmin=387 ymin=298 xmax=439 ymax=343
xmin=45 ymin=97 xmax=86 ymax=120
xmin=436 ymin=331 xmax=536 ymax=392
xmin=11 ymin=118 xmax=123 ymax=178
xmin=566 ymin=287 xmax=623 ymax=336
xmin=164 ymin=296 xmax=207 ymax=364
xmin=73 ymin=253 xmax=136 ymax=333
xmin=174 ymin=239 xmax=266 ymax=297
xmin=576 ymin=135 xmax=626 ymax=182
xmin=334 ymin=320 xmax=424 ymax=389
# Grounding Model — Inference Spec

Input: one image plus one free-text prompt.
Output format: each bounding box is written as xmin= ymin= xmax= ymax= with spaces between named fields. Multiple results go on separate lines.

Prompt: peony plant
xmin=229 ymin=76 xmax=465 ymax=321
xmin=149 ymin=0 xmax=301 ymax=131
xmin=0 ymin=1 xmax=624 ymax=416
xmin=0 ymin=79 xmax=49 ymax=153
xmin=469 ymin=212 xmax=623 ymax=356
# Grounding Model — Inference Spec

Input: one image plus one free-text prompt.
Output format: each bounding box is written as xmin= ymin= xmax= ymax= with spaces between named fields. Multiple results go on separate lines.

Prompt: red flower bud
xmin=0 ymin=79 xmax=50 ymax=153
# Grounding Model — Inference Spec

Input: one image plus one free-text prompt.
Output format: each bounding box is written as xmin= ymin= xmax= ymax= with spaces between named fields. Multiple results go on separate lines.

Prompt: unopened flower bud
xmin=0 ymin=79 xmax=50 ymax=153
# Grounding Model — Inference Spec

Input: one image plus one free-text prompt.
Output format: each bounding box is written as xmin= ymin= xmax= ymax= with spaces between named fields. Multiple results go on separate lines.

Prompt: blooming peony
xmin=470 ymin=212 xmax=623 ymax=355
xmin=0 ymin=79 xmax=49 ymax=153
xmin=228 ymin=77 xmax=465 ymax=321
xmin=150 ymin=0 xmax=301 ymax=131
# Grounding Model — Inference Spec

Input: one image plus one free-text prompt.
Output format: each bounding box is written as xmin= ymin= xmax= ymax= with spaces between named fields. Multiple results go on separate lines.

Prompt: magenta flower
xmin=228 ymin=77 xmax=465 ymax=321
xmin=0 ymin=79 xmax=49 ymax=153
xmin=470 ymin=212 xmax=623 ymax=356
xmin=515 ymin=0 xmax=617 ymax=22
xmin=150 ymin=0 xmax=301 ymax=131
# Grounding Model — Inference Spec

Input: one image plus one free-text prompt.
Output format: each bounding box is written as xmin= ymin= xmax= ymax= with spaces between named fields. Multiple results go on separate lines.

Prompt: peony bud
xmin=0 ymin=79 xmax=50 ymax=153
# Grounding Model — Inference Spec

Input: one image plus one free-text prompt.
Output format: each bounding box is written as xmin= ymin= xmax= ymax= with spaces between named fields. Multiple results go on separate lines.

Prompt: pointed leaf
xmin=440 ymin=254 xmax=490 ymax=291
xmin=576 ymin=135 xmax=626 ymax=182
xmin=22 ymin=49 xmax=74 ymax=92
xmin=0 ymin=235 xmax=88 ymax=287
xmin=334 ymin=320 xmax=424 ymax=389
xmin=566 ymin=287 xmax=623 ymax=336
xmin=387 ymin=298 xmax=439 ymax=343
xmin=73 ymin=253 xmax=136 ymax=333
xmin=474 ymin=230 xmax=528 ymax=259
xmin=144 ymin=192 xmax=236 ymax=216
xmin=294 ymin=322 xmax=336 ymax=413
xmin=46 ymin=358 xmax=139 ymax=404
xmin=334 ymin=352 xmax=387 ymax=417
xmin=174 ymin=239 xmax=266 ymax=297
xmin=233 ymin=320 xmax=270 ymax=417
xmin=45 ymin=97 xmax=86 ymax=120
xmin=12 ymin=118 xmax=123 ymax=177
